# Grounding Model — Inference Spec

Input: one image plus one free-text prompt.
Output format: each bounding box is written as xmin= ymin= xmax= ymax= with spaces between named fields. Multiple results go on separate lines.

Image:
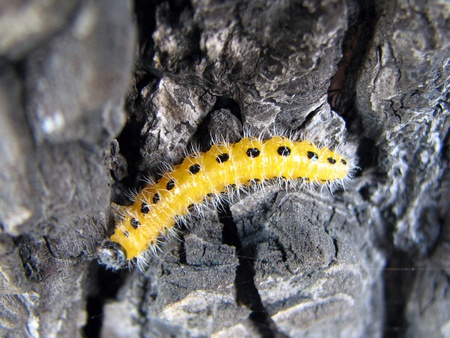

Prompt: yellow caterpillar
xmin=103 ymin=135 xmax=352 ymax=269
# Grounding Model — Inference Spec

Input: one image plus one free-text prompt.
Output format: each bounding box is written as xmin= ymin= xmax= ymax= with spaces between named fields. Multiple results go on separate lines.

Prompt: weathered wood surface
xmin=0 ymin=1 xmax=449 ymax=337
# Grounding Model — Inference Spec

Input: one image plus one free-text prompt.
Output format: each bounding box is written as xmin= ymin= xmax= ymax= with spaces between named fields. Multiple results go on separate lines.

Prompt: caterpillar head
xmin=97 ymin=240 xmax=127 ymax=270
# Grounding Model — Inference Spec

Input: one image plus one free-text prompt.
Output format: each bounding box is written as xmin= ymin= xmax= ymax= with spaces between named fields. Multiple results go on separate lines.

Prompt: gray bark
xmin=0 ymin=0 xmax=449 ymax=337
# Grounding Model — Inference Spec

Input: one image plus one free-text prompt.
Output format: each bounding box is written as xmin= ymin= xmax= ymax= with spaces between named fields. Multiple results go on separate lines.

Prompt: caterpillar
xmin=100 ymin=134 xmax=353 ymax=270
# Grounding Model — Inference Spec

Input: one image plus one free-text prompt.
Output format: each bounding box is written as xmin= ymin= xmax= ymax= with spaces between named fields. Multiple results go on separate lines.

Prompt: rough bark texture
xmin=0 ymin=0 xmax=449 ymax=337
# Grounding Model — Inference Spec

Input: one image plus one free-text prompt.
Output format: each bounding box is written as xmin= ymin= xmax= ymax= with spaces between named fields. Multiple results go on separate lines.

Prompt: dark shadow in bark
xmin=220 ymin=203 xmax=287 ymax=338
xmin=82 ymin=265 xmax=128 ymax=338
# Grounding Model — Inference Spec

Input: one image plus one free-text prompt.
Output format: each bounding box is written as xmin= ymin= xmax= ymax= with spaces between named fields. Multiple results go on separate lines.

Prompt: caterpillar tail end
xmin=97 ymin=240 xmax=128 ymax=270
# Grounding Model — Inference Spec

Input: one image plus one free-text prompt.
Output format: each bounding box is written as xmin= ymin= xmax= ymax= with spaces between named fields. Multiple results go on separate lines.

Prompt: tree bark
xmin=0 ymin=1 xmax=449 ymax=337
